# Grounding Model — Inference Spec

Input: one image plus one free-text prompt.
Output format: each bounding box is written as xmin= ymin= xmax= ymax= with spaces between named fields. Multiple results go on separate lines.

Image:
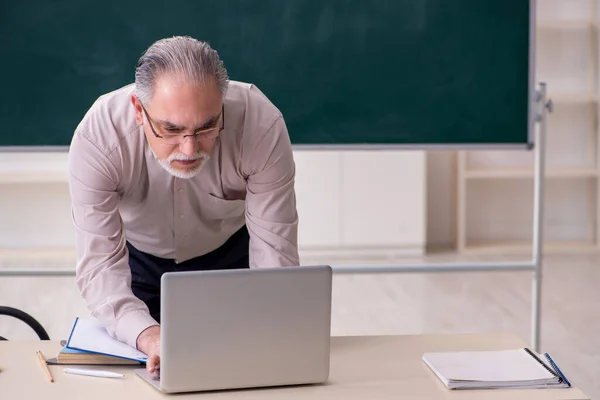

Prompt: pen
xmin=544 ymin=353 xmax=571 ymax=388
xmin=36 ymin=350 xmax=54 ymax=383
xmin=64 ymin=368 xmax=124 ymax=379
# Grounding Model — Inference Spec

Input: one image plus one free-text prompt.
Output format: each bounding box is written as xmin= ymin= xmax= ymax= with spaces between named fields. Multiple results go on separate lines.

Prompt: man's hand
xmin=136 ymin=325 xmax=160 ymax=373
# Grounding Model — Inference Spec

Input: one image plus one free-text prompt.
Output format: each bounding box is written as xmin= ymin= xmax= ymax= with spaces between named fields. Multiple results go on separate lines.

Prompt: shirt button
xmin=179 ymin=214 xmax=185 ymax=219
xmin=178 ymin=188 xmax=184 ymax=193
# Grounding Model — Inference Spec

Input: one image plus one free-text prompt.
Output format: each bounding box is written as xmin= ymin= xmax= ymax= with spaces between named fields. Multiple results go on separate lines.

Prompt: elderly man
xmin=67 ymin=36 xmax=299 ymax=373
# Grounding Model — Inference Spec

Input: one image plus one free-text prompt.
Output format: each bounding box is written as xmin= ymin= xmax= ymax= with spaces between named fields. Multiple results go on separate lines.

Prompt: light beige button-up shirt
xmin=67 ymin=81 xmax=299 ymax=348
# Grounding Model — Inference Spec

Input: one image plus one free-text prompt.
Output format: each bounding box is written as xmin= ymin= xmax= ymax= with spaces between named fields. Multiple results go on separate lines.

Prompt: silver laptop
xmin=135 ymin=265 xmax=332 ymax=393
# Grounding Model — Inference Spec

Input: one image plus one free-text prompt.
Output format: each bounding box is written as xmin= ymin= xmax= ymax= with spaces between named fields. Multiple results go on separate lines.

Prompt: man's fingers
xmin=147 ymin=355 xmax=160 ymax=373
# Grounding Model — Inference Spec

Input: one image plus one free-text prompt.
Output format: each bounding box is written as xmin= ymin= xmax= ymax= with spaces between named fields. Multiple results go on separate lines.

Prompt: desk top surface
xmin=0 ymin=333 xmax=589 ymax=400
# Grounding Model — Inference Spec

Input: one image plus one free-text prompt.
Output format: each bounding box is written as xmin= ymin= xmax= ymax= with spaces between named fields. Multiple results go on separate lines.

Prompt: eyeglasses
xmin=141 ymin=103 xmax=224 ymax=145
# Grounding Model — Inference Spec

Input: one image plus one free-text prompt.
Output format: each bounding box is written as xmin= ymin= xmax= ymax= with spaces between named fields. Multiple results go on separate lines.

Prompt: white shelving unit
xmin=456 ymin=0 xmax=600 ymax=254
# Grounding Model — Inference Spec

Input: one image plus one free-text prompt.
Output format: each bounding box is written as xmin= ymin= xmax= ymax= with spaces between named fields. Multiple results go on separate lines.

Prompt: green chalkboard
xmin=0 ymin=0 xmax=532 ymax=149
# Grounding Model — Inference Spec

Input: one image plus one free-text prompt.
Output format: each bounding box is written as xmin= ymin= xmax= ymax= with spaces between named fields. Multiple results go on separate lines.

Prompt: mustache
xmin=167 ymin=152 xmax=210 ymax=162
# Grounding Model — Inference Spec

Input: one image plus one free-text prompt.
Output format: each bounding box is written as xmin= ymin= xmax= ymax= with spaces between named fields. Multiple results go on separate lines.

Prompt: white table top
xmin=0 ymin=333 xmax=589 ymax=399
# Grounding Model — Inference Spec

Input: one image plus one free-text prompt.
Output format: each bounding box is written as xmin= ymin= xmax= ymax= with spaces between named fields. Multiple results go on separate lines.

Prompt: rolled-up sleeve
xmin=243 ymin=116 xmax=300 ymax=268
xmin=67 ymin=133 xmax=158 ymax=349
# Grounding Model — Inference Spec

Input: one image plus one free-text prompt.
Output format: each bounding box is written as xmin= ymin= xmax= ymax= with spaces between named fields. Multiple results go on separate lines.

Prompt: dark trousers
xmin=127 ymin=225 xmax=250 ymax=323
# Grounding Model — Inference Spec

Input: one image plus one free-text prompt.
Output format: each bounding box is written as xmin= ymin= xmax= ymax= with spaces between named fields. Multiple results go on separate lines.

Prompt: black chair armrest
xmin=0 ymin=306 xmax=50 ymax=340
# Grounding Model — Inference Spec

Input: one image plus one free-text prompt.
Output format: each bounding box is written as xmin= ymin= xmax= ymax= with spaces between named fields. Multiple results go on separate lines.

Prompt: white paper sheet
xmin=66 ymin=317 xmax=148 ymax=362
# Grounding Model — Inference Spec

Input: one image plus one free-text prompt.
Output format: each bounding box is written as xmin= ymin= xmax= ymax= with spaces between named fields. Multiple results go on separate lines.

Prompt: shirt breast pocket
xmin=203 ymin=194 xmax=245 ymax=220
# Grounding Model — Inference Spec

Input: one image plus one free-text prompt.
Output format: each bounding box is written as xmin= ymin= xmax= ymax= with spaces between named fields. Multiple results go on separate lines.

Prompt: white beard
xmin=153 ymin=150 xmax=210 ymax=179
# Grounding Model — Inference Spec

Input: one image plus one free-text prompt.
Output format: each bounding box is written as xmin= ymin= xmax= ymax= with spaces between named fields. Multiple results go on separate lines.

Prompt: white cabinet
xmin=294 ymin=151 xmax=342 ymax=249
xmin=0 ymin=150 xmax=427 ymax=263
xmin=295 ymin=150 xmax=426 ymax=262
xmin=340 ymin=152 xmax=425 ymax=250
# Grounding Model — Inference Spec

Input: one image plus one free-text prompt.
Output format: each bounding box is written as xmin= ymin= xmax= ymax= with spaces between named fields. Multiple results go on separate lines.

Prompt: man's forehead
xmin=153 ymin=105 xmax=222 ymax=131
xmin=146 ymin=75 xmax=222 ymax=127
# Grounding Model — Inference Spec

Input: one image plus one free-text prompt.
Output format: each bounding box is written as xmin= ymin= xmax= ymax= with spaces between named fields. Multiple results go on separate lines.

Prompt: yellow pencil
xmin=36 ymin=350 xmax=54 ymax=382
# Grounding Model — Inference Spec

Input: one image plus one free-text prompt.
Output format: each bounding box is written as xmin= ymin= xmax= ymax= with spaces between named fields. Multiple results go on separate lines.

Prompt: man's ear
xmin=131 ymin=95 xmax=144 ymax=125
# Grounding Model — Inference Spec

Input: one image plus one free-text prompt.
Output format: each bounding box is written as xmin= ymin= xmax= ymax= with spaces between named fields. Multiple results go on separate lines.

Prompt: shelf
xmin=0 ymin=172 xmax=67 ymax=184
xmin=464 ymin=167 xmax=598 ymax=179
xmin=550 ymin=92 xmax=598 ymax=103
xmin=462 ymin=240 xmax=599 ymax=255
xmin=0 ymin=153 xmax=68 ymax=183
xmin=0 ymin=247 xmax=76 ymax=261
xmin=537 ymin=19 xmax=596 ymax=30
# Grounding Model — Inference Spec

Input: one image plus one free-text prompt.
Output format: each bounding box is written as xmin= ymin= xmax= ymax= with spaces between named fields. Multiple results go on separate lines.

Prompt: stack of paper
xmin=52 ymin=346 xmax=142 ymax=365
xmin=422 ymin=348 xmax=570 ymax=390
xmin=47 ymin=318 xmax=148 ymax=365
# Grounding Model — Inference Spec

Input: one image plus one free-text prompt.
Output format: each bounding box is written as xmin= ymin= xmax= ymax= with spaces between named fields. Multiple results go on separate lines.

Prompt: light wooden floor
xmin=0 ymin=252 xmax=598 ymax=398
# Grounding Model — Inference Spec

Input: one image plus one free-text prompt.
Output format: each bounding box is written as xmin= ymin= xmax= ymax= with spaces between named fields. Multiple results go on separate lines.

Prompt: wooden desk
xmin=0 ymin=333 xmax=589 ymax=399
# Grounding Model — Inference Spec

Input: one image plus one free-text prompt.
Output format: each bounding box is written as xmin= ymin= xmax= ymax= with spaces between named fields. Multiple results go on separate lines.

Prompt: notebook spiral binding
xmin=523 ymin=348 xmax=563 ymax=383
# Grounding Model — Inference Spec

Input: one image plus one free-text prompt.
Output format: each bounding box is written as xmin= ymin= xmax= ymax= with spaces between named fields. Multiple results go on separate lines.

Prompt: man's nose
xmin=179 ymin=136 xmax=198 ymax=157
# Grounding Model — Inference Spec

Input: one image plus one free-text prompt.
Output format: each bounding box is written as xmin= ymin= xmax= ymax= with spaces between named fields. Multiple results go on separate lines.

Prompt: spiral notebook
xmin=422 ymin=348 xmax=571 ymax=390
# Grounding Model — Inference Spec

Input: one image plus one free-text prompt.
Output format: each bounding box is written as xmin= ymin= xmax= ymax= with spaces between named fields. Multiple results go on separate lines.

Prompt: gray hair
xmin=134 ymin=36 xmax=229 ymax=105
